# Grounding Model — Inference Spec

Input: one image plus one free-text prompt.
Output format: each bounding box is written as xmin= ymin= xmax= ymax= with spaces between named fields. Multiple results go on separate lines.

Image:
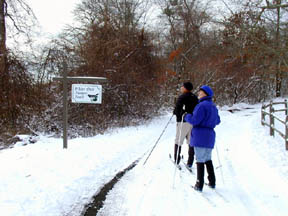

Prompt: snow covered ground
xmin=1 ymin=101 xmax=288 ymax=216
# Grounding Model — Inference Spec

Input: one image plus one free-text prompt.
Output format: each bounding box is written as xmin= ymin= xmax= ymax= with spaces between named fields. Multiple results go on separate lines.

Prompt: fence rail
xmin=261 ymin=99 xmax=288 ymax=150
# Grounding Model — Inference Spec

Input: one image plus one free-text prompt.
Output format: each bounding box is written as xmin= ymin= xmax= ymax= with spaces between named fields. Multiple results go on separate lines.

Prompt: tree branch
xmin=220 ymin=0 xmax=235 ymax=15
xmin=261 ymin=3 xmax=288 ymax=9
xmin=5 ymin=12 xmax=23 ymax=33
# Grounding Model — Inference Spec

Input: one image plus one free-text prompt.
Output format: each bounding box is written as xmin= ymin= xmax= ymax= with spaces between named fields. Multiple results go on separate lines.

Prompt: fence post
xmin=270 ymin=102 xmax=275 ymax=137
xmin=286 ymin=116 xmax=288 ymax=150
xmin=261 ymin=104 xmax=265 ymax=126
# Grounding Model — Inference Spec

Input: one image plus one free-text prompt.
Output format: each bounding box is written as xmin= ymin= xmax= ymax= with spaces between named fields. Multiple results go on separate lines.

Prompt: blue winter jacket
xmin=184 ymin=87 xmax=220 ymax=149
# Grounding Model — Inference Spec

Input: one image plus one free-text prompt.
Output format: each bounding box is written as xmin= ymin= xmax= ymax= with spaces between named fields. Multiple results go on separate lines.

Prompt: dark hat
xmin=183 ymin=82 xmax=193 ymax=91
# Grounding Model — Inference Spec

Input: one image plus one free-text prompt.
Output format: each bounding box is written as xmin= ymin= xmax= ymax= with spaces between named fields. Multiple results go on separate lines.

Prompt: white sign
xmin=72 ymin=84 xmax=102 ymax=104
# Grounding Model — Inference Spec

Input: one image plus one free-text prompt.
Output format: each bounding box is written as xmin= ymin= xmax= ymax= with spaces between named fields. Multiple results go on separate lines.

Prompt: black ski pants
xmin=187 ymin=146 xmax=194 ymax=166
xmin=174 ymin=144 xmax=182 ymax=164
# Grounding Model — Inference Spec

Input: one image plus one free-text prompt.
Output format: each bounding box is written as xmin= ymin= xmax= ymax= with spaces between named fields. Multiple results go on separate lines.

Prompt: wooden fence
xmin=261 ymin=99 xmax=288 ymax=150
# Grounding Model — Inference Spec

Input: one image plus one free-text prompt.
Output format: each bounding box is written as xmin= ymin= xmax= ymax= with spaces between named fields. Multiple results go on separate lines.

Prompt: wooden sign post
xmin=53 ymin=65 xmax=107 ymax=149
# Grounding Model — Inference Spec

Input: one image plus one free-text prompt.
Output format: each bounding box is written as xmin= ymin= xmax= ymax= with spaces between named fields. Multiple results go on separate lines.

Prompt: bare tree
xmin=219 ymin=0 xmax=288 ymax=97
xmin=0 ymin=0 xmax=37 ymax=131
xmin=36 ymin=0 xmax=164 ymax=137
xmin=260 ymin=0 xmax=288 ymax=97
xmin=0 ymin=0 xmax=7 ymax=77
xmin=155 ymin=0 xmax=213 ymax=101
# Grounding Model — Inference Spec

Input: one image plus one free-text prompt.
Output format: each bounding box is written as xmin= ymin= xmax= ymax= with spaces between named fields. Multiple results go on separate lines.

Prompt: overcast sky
xmin=25 ymin=0 xmax=230 ymax=36
xmin=26 ymin=0 xmax=81 ymax=35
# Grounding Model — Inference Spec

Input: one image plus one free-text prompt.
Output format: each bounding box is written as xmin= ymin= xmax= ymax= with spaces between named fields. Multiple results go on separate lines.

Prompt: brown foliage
xmin=37 ymin=15 xmax=165 ymax=137
xmin=0 ymin=53 xmax=48 ymax=133
xmin=169 ymin=48 xmax=183 ymax=62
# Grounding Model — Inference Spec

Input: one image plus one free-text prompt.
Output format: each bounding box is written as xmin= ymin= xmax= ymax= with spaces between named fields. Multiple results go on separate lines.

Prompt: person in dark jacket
xmin=173 ymin=82 xmax=198 ymax=165
xmin=185 ymin=85 xmax=220 ymax=191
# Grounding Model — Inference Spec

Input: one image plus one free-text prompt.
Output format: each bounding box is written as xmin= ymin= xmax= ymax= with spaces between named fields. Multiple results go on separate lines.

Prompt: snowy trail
xmin=1 ymin=103 xmax=288 ymax=216
xmin=0 ymin=117 xmax=173 ymax=216
xmin=216 ymin=110 xmax=271 ymax=215
xmin=97 ymin=106 xmax=288 ymax=216
xmin=220 ymin=110 xmax=288 ymax=216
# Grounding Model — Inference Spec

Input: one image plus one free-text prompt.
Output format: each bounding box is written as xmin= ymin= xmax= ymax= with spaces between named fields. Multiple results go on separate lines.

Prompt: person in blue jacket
xmin=184 ymin=85 xmax=220 ymax=192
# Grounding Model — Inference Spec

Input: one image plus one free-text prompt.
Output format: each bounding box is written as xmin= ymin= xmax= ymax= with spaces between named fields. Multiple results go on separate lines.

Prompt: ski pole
xmin=143 ymin=114 xmax=174 ymax=166
xmin=215 ymin=144 xmax=224 ymax=184
xmin=172 ymin=113 xmax=185 ymax=188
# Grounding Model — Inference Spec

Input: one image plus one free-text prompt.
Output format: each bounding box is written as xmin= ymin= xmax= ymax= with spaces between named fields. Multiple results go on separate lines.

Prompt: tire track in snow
xmin=81 ymin=159 xmax=139 ymax=216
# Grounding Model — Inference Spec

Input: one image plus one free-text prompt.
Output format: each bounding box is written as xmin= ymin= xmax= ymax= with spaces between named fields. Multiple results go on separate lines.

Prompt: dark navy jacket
xmin=173 ymin=92 xmax=198 ymax=122
xmin=185 ymin=94 xmax=220 ymax=149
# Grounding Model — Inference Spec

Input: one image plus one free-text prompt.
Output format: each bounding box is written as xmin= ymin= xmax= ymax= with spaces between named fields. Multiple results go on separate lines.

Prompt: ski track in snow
xmin=1 ymin=103 xmax=288 ymax=216
xmin=0 ymin=117 xmax=172 ymax=216
xmin=97 ymin=106 xmax=288 ymax=216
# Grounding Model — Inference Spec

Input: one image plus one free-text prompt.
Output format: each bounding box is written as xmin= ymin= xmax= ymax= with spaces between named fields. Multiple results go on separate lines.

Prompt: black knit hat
xmin=183 ymin=82 xmax=193 ymax=91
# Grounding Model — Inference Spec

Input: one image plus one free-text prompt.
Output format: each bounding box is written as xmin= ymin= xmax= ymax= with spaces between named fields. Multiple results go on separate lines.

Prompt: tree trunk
xmin=0 ymin=0 xmax=9 ymax=124
xmin=275 ymin=0 xmax=281 ymax=97
xmin=0 ymin=0 xmax=7 ymax=76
